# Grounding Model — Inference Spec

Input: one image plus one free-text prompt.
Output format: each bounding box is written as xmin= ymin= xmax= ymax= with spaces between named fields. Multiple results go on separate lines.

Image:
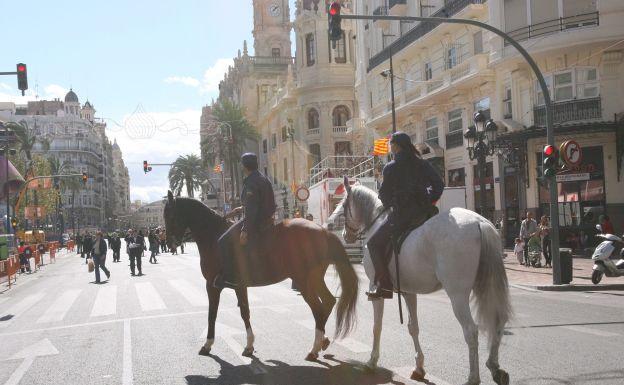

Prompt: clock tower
xmin=252 ymin=0 xmax=291 ymax=58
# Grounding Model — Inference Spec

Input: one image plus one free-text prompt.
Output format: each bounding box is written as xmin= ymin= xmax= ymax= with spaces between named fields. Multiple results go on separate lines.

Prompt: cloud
xmin=163 ymin=76 xmax=200 ymax=87
xmin=130 ymin=186 xmax=169 ymax=203
xmin=0 ymin=83 xmax=68 ymax=104
xmin=43 ymin=84 xmax=68 ymax=99
xmin=0 ymin=83 xmax=11 ymax=91
xmin=163 ymin=58 xmax=233 ymax=98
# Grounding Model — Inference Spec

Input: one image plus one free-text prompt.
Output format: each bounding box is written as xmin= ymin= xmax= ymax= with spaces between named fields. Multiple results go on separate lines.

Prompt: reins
xmin=343 ymin=197 xmax=387 ymax=240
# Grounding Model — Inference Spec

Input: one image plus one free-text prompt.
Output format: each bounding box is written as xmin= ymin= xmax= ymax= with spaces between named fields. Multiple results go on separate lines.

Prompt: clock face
xmin=268 ymin=3 xmax=281 ymax=17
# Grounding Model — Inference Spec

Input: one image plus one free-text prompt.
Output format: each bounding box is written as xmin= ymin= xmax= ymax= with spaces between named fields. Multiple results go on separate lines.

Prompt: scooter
xmin=591 ymin=224 xmax=624 ymax=284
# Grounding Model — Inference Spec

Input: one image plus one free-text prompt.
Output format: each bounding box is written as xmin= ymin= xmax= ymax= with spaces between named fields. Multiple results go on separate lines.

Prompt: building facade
xmin=355 ymin=0 xmax=624 ymax=246
xmin=129 ymin=199 xmax=166 ymax=232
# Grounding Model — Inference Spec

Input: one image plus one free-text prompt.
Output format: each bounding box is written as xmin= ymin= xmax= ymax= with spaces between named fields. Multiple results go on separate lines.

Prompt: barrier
xmin=49 ymin=246 xmax=56 ymax=263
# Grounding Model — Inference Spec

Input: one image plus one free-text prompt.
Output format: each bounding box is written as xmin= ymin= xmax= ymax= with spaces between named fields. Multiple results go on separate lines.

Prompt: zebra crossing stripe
xmin=90 ymin=285 xmax=117 ymax=317
xmin=135 ymin=282 xmax=166 ymax=311
xmin=0 ymin=292 xmax=46 ymax=328
xmin=36 ymin=289 xmax=82 ymax=323
xmin=168 ymin=279 xmax=206 ymax=307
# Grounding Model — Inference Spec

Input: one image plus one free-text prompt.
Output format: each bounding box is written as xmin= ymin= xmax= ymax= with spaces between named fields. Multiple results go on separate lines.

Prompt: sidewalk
xmin=503 ymin=251 xmax=624 ymax=291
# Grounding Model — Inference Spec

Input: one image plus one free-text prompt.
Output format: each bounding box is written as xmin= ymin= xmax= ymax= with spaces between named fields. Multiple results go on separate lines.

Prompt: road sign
xmin=295 ymin=186 xmax=310 ymax=202
xmin=560 ymin=140 xmax=582 ymax=167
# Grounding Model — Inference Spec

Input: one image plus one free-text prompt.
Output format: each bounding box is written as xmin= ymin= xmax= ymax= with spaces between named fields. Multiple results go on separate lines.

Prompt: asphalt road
xmin=1 ymin=244 xmax=623 ymax=385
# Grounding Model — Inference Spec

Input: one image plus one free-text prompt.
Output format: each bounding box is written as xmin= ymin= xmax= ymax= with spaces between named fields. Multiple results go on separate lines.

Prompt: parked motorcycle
xmin=591 ymin=224 xmax=624 ymax=284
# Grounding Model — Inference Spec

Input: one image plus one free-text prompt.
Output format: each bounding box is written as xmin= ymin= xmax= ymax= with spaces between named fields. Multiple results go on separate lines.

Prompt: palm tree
xmin=48 ymin=156 xmax=82 ymax=234
xmin=168 ymin=154 xmax=207 ymax=198
xmin=6 ymin=120 xmax=50 ymax=172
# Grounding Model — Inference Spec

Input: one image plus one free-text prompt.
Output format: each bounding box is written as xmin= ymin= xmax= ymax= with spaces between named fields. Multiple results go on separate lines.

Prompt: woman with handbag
xmin=91 ymin=231 xmax=110 ymax=284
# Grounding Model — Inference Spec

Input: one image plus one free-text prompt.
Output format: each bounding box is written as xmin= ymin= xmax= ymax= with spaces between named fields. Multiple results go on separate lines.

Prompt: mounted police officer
xmin=367 ymin=132 xmax=445 ymax=299
xmin=214 ymin=153 xmax=277 ymax=289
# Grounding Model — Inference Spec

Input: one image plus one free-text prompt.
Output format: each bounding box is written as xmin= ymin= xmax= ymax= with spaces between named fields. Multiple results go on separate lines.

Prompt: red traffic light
xmin=329 ymin=2 xmax=340 ymax=16
xmin=17 ymin=64 xmax=26 ymax=72
xmin=543 ymin=145 xmax=556 ymax=156
xmin=82 ymin=173 xmax=88 ymax=184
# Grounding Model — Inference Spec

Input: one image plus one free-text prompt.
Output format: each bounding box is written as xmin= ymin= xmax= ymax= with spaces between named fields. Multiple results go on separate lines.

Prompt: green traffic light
xmin=543 ymin=168 xmax=557 ymax=178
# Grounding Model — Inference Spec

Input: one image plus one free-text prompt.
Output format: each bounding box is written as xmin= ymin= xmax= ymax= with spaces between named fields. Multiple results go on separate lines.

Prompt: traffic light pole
xmin=338 ymin=13 xmax=561 ymax=284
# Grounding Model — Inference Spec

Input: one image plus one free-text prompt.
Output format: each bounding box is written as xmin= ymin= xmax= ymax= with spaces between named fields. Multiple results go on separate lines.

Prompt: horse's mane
xmin=169 ymin=196 xmax=230 ymax=233
xmin=334 ymin=184 xmax=384 ymax=227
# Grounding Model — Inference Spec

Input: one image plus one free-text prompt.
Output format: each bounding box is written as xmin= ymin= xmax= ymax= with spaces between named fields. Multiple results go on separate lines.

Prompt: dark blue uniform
xmin=367 ymin=149 xmax=445 ymax=296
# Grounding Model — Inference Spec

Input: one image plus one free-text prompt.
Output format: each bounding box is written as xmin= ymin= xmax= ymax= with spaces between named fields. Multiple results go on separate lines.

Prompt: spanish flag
xmin=213 ymin=164 xmax=222 ymax=173
xmin=373 ymin=137 xmax=389 ymax=156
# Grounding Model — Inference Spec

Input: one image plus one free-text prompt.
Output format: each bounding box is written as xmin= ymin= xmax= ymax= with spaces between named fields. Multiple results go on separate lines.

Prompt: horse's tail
xmin=327 ymin=232 xmax=358 ymax=339
xmin=473 ymin=221 xmax=512 ymax=349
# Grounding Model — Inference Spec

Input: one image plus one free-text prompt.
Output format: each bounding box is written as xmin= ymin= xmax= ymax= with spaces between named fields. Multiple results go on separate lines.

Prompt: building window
xmin=424 ymin=62 xmax=432 ymax=80
xmin=272 ymin=163 xmax=277 ymax=184
xmin=503 ymin=87 xmax=512 ymax=119
xmin=262 ymin=139 xmax=268 ymax=154
xmin=576 ymin=68 xmax=599 ymax=98
xmin=281 ymin=126 xmax=288 ymax=142
xmin=554 ymin=72 xmax=574 ymax=101
xmin=307 ymin=108 xmax=319 ymax=130
xmin=332 ymin=105 xmax=350 ymax=127
xmin=448 ymin=167 xmax=466 ymax=187
xmin=309 ymin=143 xmax=321 ymax=169
xmin=446 ymin=45 xmax=458 ymax=70
xmin=473 ymin=31 xmax=483 ymax=54
xmin=260 ymin=85 xmax=269 ymax=104
xmin=448 ymin=109 xmax=463 ymax=133
xmin=425 ymin=117 xmax=439 ymax=146
xmin=272 ymin=48 xmax=281 ymax=57
xmin=474 ymin=97 xmax=491 ymax=119
xmin=535 ymin=68 xmax=599 ymax=104
xmin=306 ymin=33 xmax=316 ymax=66
xmin=271 ymin=133 xmax=277 ymax=149
xmin=334 ymin=141 xmax=352 ymax=156
xmin=334 ymin=32 xmax=347 ymax=63
xmin=283 ymin=158 xmax=288 ymax=182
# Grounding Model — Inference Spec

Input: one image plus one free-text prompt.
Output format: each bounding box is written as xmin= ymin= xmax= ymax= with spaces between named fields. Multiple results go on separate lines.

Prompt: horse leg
xmin=366 ymin=298 xmax=384 ymax=370
xmin=403 ymin=293 xmax=425 ymax=381
xmin=199 ymin=285 xmax=221 ymax=356
xmin=298 ymin=277 xmax=326 ymax=361
xmin=449 ymin=291 xmax=480 ymax=385
xmin=486 ymin=327 xmax=509 ymax=385
xmin=235 ymin=287 xmax=255 ymax=357
xmin=316 ymin=269 xmax=335 ymax=351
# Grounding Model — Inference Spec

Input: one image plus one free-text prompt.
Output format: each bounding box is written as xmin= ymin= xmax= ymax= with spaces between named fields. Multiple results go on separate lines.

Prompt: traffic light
xmin=16 ymin=63 xmax=28 ymax=96
xmin=328 ymin=2 xmax=342 ymax=43
xmin=10 ymin=216 xmax=18 ymax=230
xmin=143 ymin=160 xmax=152 ymax=173
xmin=82 ymin=172 xmax=88 ymax=185
xmin=543 ymin=144 xmax=559 ymax=177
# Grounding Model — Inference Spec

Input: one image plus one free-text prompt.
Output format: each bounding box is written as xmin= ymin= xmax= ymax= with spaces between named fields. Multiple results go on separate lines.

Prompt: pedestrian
xmin=17 ymin=241 xmax=32 ymax=273
xmin=82 ymin=231 xmax=93 ymax=263
xmin=110 ymin=233 xmax=122 ymax=262
xmin=91 ymin=231 xmax=110 ymax=284
xmin=76 ymin=233 xmax=83 ymax=254
xmin=599 ymin=214 xmax=615 ymax=235
xmin=159 ymin=230 xmax=167 ymax=253
xmin=180 ymin=240 xmax=185 ymax=254
xmin=148 ymin=231 xmax=158 ymax=263
xmin=306 ymin=214 xmax=314 ymax=221
xmin=514 ymin=238 xmax=524 ymax=264
xmin=127 ymin=229 xmax=145 ymax=276
xmin=539 ymin=215 xmax=552 ymax=268
xmin=519 ymin=211 xmax=538 ymax=267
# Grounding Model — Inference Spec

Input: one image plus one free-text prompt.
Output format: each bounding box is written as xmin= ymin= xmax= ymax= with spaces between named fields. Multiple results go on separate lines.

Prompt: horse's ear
xmin=167 ymin=190 xmax=174 ymax=203
xmin=344 ymin=176 xmax=351 ymax=194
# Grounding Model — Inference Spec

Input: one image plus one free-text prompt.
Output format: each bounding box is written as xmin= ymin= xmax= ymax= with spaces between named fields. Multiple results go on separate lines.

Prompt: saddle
xmin=384 ymin=205 xmax=439 ymax=261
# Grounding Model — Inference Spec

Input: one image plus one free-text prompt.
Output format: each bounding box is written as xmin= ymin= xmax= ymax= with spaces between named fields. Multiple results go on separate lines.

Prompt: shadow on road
xmin=507 ymin=320 xmax=624 ymax=330
xmin=514 ymin=369 xmax=624 ymax=385
xmin=185 ymin=353 xmax=407 ymax=385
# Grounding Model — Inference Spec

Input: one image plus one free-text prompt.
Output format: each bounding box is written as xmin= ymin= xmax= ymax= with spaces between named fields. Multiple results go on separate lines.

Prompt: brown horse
xmin=163 ymin=191 xmax=358 ymax=360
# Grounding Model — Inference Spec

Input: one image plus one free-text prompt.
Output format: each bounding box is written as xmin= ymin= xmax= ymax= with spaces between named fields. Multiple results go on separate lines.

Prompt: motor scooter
xmin=591 ymin=224 xmax=624 ymax=284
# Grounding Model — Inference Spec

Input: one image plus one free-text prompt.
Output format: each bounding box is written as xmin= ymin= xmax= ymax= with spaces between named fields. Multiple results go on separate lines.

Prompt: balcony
xmin=446 ymin=131 xmax=464 ymax=149
xmin=373 ymin=6 xmax=389 ymax=29
xmin=306 ymin=128 xmax=320 ymax=137
xmin=506 ymin=12 xmax=599 ymax=45
xmin=389 ymin=0 xmax=407 ymax=16
xmin=368 ymin=0 xmax=486 ymax=71
xmin=332 ymin=126 xmax=348 ymax=135
xmin=533 ymin=97 xmax=602 ymax=127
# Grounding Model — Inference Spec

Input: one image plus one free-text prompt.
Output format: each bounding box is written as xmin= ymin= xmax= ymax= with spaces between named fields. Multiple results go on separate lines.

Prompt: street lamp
xmin=464 ymin=111 xmax=499 ymax=219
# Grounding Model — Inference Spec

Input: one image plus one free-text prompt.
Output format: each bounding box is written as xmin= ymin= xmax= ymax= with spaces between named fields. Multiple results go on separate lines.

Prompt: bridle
xmin=342 ymin=195 xmax=387 ymax=240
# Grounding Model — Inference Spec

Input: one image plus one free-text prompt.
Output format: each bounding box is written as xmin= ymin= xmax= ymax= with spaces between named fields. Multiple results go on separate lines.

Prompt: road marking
xmin=392 ymin=366 xmax=453 ymax=385
xmin=169 ymin=279 xmax=206 ymax=307
xmin=4 ymin=339 xmax=59 ymax=385
xmin=200 ymin=322 xmax=267 ymax=374
xmin=36 ymin=289 xmax=82 ymax=323
xmin=0 ymin=292 xmax=46 ymax=329
xmin=123 ymin=319 xmax=133 ymax=385
xmin=561 ymin=325 xmax=621 ymax=337
xmin=90 ymin=285 xmax=117 ymax=317
xmin=135 ymin=282 xmax=166 ymax=311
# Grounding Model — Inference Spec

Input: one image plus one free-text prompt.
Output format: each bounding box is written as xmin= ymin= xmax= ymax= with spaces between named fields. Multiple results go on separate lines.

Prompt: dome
xmin=112 ymin=139 xmax=120 ymax=150
xmin=64 ymin=89 xmax=79 ymax=103
xmin=84 ymin=100 xmax=93 ymax=109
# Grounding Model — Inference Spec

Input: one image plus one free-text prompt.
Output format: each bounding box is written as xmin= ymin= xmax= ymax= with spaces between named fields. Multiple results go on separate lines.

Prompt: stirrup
xmin=366 ymin=286 xmax=393 ymax=299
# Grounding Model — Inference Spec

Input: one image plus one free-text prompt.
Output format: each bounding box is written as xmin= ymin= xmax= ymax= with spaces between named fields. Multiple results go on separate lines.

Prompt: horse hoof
xmin=410 ymin=368 xmax=426 ymax=381
xmin=494 ymin=369 xmax=509 ymax=385
xmin=198 ymin=347 xmax=211 ymax=356
xmin=305 ymin=352 xmax=318 ymax=361
xmin=242 ymin=347 xmax=254 ymax=357
xmin=321 ymin=337 xmax=331 ymax=351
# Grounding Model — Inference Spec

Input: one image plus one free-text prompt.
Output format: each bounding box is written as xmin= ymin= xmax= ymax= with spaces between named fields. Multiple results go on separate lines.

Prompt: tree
xmin=168 ymin=154 xmax=207 ymax=198
xmin=6 ymin=120 xmax=50 ymax=172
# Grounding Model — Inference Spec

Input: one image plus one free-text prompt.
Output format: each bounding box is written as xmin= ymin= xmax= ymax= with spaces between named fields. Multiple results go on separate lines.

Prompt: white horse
xmin=329 ymin=177 xmax=512 ymax=385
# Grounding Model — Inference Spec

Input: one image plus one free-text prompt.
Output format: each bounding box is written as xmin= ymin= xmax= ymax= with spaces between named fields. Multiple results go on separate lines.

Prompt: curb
xmin=512 ymin=283 xmax=624 ymax=292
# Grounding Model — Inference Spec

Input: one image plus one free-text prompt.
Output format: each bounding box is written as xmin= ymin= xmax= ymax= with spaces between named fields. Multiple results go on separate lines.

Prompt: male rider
xmin=214 ymin=153 xmax=276 ymax=289
xmin=367 ymin=132 xmax=445 ymax=299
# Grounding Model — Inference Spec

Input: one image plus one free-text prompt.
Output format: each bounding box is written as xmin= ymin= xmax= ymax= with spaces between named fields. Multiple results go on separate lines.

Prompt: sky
xmin=0 ymin=0 xmax=292 ymax=203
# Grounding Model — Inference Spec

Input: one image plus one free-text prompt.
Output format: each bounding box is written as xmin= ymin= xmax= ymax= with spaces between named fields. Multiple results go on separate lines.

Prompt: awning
xmin=0 ymin=156 xmax=25 ymax=201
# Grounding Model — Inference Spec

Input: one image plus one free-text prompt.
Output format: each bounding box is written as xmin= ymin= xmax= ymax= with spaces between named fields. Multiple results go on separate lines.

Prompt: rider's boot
xmin=366 ymin=272 xmax=393 ymax=299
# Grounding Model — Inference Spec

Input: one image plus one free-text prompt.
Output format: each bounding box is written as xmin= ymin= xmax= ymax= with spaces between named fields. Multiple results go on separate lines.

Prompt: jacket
xmin=92 ymin=238 xmax=108 ymax=257
xmin=241 ymin=170 xmax=276 ymax=233
xmin=378 ymin=152 xmax=445 ymax=212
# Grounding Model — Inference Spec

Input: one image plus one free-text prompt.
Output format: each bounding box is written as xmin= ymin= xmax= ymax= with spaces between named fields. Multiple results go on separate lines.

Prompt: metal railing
xmin=505 ymin=12 xmax=599 ymax=44
xmin=373 ymin=5 xmax=388 ymax=16
xmin=446 ymin=130 xmax=464 ymax=149
xmin=533 ymin=97 xmax=602 ymax=126
xmin=309 ymin=155 xmax=375 ymax=186
xmin=390 ymin=0 xmax=407 ymax=9
xmin=248 ymin=56 xmax=294 ymax=66
xmin=368 ymin=0 xmax=486 ymax=71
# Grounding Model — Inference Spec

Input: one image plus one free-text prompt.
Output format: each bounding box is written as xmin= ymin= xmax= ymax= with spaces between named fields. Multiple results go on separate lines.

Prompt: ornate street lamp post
xmin=464 ymin=111 xmax=498 ymax=219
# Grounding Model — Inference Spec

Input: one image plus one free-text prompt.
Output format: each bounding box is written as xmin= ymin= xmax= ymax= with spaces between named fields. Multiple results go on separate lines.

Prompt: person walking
xmin=127 ymin=229 xmax=145 ymax=276
xmin=519 ymin=211 xmax=538 ymax=266
xmin=110 ymin=233 xmax=121 ymax=262
xmin=76 ymin=233 xmax=83 ymax=255
xmin=159 ymin=230 xmax=167 ymax=253
xmin=148 ymin=231 xmax=158 ymax=264
xmin=82 ymin=231 xmax=93 ymax=264
xmin=539 ymin=215 xmax=552 ymax=268
xmin=599 ymin=214 xmax=615 ymax=235
xmin=91 ymin=231 xmax=110 ymax=284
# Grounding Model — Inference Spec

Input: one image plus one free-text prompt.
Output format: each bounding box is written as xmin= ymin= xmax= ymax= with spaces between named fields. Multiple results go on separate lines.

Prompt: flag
xmin=213 ymin=164 xmax=222 ymax=173
xmin=373 ymin=138 xmax=389 ymax=156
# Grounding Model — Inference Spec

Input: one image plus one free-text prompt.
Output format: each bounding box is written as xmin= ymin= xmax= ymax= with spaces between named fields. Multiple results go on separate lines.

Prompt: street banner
xmin=556 ymin=173 xmax=590 ymax=182
xmin=24 ymin=206 xmax=45 ymax=220
xmin=373 ymin=138 xmax=389 ymax=156
xmin=28 ymin=178 xmax=52 ymax=190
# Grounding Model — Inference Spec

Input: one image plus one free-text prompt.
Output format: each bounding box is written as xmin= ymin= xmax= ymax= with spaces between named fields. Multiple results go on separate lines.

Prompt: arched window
xmin=332 ymin=105 xmax=350 ymax=127
xmin=307 ymin=108 xmax=319 ymax=130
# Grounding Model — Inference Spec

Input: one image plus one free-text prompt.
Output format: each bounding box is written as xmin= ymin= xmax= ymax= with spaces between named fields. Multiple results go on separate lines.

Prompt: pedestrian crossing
xmin=135 ymin=282 xmax=166 ymax=311
xmin=90 ymin=285 xmax=117 ymax=317
xmin=36 ymin=289 xmax=82 ymax=323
